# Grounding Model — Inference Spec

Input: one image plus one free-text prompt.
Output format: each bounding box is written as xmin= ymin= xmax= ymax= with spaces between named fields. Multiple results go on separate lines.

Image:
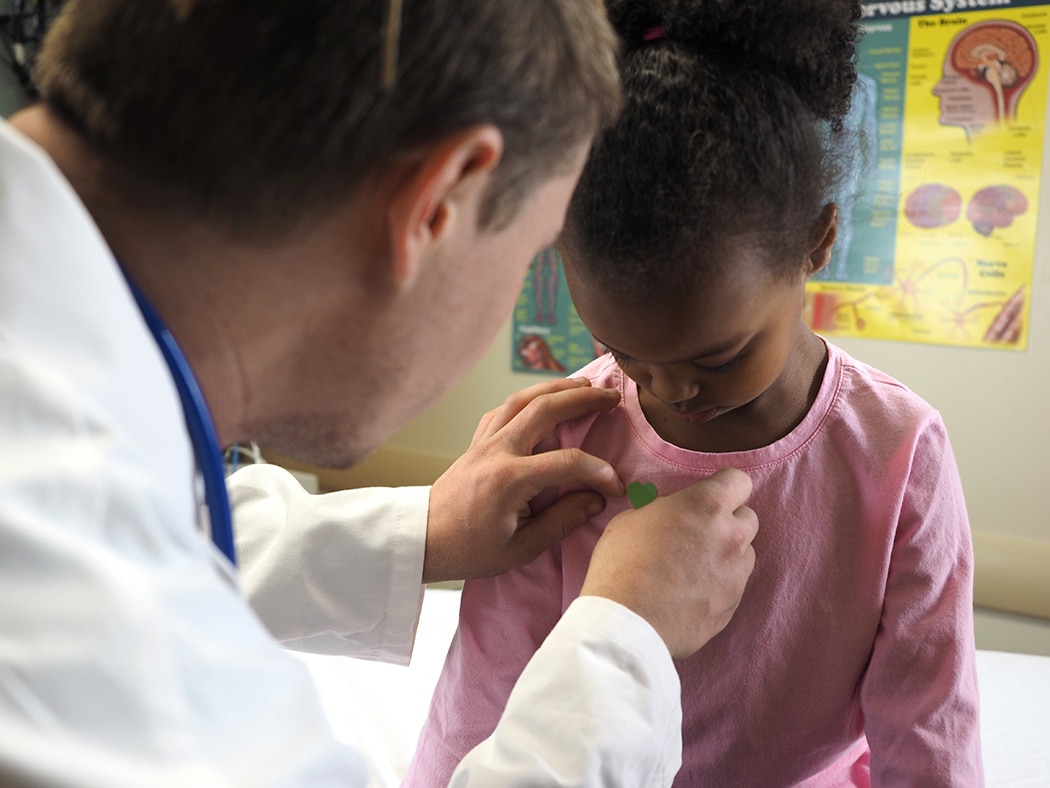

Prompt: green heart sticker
xmin=626 ymin=481 xmax=658 ymax=509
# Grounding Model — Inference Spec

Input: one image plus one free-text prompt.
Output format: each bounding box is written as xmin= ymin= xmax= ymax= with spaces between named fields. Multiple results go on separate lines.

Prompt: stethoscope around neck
xmin=123 ymin=274 xmax=238 ymax=567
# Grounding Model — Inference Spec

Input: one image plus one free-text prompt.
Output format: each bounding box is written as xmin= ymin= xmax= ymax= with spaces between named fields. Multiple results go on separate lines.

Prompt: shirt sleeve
xmin=861 ymin=414 xmax=984 ymax=786
xmin=229 ymin=463 xmax=428 ymax=665
xmin=450 ymin=596 xmax=683 ymax=787
xmin=405 ymin=551 xmax=566 ymax=784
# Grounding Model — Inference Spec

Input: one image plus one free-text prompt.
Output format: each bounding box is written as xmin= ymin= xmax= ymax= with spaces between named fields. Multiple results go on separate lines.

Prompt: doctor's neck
xmin=10 ymin=104 xmax=387 ymax=449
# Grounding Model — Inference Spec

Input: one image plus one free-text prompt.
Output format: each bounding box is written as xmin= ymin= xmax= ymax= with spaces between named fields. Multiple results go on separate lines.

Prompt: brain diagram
xmin=967 ymin=185 xmax=1028 ymax=236
xmin=952 ymin=23 xmax=1035 ymax=87
xmin=903 ymin=183 xmax=1028 ymax=237
xmin=949 ymin=21 xmax=1039 ymax=122
xmin=904 ymin=184 xmax=962 ymax=229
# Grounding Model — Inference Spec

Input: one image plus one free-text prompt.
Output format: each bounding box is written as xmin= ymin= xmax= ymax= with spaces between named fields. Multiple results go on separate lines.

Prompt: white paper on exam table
xmin=297 ymin=588 xmax=1050 ymax=788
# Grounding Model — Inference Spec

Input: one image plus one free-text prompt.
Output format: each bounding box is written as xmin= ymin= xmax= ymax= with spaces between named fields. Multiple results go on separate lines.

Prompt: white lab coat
xmin=0 ymin=119 xmax=683 ymax=786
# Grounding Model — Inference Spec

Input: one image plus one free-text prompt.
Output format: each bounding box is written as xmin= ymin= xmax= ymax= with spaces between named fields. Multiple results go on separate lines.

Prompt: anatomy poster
xmin=806 ymin=0 xmax=1048 ymax=350
xmin=512 ymin=248 xmax=598 ymax=375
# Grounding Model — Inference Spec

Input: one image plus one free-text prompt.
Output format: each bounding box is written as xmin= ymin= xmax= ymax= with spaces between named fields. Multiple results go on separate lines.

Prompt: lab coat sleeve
xmin=229 ymin=463 xmax=427 ymax=665
xmin=0 ymin=360 xmax=371 ymax=786
xmin=450 ymin=596 xmax=684 ymax=787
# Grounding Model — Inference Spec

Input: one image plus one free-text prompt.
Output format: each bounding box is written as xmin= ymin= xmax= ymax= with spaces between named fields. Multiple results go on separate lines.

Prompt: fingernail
xmin=599 ymin=466 xmax=625 ymax=495
xmin=586 ymin=498 xmax=605 ymax=517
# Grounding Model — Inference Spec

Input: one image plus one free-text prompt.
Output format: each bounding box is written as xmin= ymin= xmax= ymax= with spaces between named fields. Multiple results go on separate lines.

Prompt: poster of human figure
xmin=512 ymin=248 xmax=599 ymax=375
xmin=806 ymin=1 xmax=1048 ymax=350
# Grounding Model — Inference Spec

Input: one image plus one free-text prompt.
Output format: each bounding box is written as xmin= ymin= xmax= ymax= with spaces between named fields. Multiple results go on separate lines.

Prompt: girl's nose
xmin=646 ymin=365 xmax=702 ymax=405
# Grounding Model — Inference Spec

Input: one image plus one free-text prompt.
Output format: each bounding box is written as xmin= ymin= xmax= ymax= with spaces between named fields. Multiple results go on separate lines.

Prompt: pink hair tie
xmin=642 ymin=27 xmax=665 ymax=42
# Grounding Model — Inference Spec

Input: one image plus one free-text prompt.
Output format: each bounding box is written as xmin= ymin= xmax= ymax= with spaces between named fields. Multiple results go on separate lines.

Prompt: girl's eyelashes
xmin=600 ymin=345 xmax=630 ymax=363
xmin=693 ymin=354 xmax=744 ymax=374
xmin=603 ymin=344 xmax=744 ymax=374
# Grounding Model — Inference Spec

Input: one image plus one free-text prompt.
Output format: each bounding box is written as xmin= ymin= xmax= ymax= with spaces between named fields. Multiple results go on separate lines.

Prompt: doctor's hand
xmin=581 ymin=467 xmax=758 ymax=659
xmin=422 ymin=377 xmax=624 ymax=584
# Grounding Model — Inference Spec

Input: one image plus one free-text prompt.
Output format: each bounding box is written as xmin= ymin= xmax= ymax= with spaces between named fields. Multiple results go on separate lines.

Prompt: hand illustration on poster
xmin=983 ymin=284 xmax=1026 ymax=344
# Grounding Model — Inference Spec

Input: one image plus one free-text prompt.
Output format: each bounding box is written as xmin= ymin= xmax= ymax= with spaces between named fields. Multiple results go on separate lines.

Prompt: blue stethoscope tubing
xmin=124 ymin=276 xmax=238 ymax=567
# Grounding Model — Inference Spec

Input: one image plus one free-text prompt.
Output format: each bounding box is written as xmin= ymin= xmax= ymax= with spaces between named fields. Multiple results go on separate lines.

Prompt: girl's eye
xmin=602 ymin=346 xmax=632 ymax=364
xmin=694 ymin=355 xmax=743 ymax=374
xmin=606 ymin=345 xmax=741 ymax=373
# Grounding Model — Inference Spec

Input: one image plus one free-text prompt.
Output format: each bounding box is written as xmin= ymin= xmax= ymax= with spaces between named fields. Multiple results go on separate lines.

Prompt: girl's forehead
xmin=579 ymin=254 xmax=784 ymax=317
xmin=566 ymin=233 xmax=790 ymax=297
xmin=570 ymin=255 xmax=798 ymax=363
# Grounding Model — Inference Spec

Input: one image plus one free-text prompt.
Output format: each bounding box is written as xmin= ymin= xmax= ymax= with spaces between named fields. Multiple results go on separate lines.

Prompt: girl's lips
xmin=670 ymin=405 xmax=722 ymax=424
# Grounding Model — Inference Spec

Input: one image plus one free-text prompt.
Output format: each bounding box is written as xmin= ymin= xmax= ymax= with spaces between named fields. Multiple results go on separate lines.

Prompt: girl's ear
xmin=806 ymin=203 xmax=839 ymax=278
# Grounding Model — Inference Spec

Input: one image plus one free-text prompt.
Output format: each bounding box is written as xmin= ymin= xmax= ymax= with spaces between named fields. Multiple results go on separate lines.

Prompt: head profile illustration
xmin=933 ymin=20 xmax=1038 ymax=139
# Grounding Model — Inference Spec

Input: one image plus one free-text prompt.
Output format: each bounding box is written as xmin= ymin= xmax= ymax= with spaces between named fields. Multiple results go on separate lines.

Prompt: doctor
xmin=0 ymin=1 xmax=758 ymax=785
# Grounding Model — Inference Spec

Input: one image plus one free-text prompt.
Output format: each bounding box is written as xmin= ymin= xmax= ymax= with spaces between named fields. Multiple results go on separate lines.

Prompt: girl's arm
xmin=861 ymin=415 xmax=984 ymax=786
xmin=403 ymin=546 xmax=566 ymax=785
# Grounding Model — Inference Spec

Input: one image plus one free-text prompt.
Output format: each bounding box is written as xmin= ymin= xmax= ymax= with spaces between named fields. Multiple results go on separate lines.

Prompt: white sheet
xmin=975 ymin=649 xmax=1050 ymax=786
xmin=297 ymin=588 xmax=1050 ymax=787
xmin=296 ymin=589 xmax=461 ymax=785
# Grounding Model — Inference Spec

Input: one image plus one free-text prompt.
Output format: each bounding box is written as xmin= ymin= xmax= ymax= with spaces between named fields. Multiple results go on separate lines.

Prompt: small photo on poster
xmin=512 ymin=248 xmax=601 ymax=375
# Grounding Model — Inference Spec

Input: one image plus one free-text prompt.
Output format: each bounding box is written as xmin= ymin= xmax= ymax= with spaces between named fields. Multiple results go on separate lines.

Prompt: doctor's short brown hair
xmin=35 ymin=0 xmax=622 ymax=238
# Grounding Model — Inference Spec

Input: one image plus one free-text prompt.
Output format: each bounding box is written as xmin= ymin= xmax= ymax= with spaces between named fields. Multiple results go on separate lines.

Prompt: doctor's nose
xmin=646 ymin=366 xmax=702 ymax=405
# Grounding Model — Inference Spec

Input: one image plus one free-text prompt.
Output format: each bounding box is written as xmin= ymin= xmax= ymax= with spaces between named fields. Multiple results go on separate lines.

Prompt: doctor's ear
xmin=805 ymin=203 xmax=839 ymax=278
xmin=386 ymin=125 xmax=504 ymax=288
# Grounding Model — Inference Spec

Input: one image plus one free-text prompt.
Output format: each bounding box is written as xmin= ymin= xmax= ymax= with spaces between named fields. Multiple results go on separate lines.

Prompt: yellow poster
xmin=806 ymin=2 xmax=1049 ymax=350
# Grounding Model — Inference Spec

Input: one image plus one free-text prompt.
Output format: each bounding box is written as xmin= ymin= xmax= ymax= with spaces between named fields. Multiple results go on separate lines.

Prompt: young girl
xmin=405 ymin=1 xmax=982 ymax=784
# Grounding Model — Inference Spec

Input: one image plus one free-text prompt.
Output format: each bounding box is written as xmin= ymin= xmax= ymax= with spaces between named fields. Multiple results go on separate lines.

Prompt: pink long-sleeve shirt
xmin=406 ymin=342 xmax=983 ymax=786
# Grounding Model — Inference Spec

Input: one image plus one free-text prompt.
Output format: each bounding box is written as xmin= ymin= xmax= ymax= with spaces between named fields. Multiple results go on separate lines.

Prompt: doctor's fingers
xmin=501 ymin=489 xmax=611 ymax=572
xmin=675 ymin=467 xmax=759 ymax=544
xmin=617 ymin=469 xmax=758 ymax=570
xmin=470 ymin=378 xmax=620 ymax=448
xmin=471 ymin=378 xmax=587 ymax=443
xmin=508 ymin=445 xmax=624 ymax=501
xmin=585 ymin=483 xmax=758 ymax=658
